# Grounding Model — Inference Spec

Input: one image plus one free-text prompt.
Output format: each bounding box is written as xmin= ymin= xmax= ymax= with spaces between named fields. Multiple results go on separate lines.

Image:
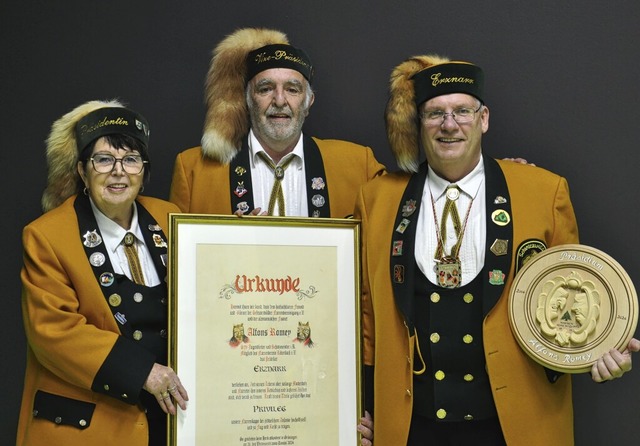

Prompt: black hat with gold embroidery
xmin=385 ymin=55 xmax=485 ymax=174
xmin=246 ymin=44 xmax=314 ymax=83
xmin=202 ymin=28 xmax=315 ymax=164
xmin=412 ymin=61 xmax=484 ymax=106
xmin=42 ymin=100 xmax=150 ymax=213
xmin=75 ymin=107 xmax=150 ymax=154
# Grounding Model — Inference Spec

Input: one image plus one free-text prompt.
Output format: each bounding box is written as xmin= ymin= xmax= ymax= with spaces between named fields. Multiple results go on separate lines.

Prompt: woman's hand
xmin=143 ymin=363 xmax=189 ymax=415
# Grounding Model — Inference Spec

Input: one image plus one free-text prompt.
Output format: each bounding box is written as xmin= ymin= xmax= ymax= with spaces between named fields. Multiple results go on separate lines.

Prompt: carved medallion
xmin=509 ymin=244 xmax=637 ymax=373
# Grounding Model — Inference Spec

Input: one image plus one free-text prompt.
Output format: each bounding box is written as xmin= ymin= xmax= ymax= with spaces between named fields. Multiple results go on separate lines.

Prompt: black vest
xmin=412 ymin=268 xmax=497 ymax=421
xmin=75 ymin=194 xmax=169 ymax=430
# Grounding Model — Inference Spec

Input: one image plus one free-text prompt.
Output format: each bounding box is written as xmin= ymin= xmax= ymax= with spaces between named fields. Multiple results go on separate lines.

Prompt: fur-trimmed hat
xmin=41 ymin=99 xmax=139 ymax=212
xmin=385 ymin=55 xmax=484 ymax=173
xmin=201 ymin=28 xmax=293 ymax=163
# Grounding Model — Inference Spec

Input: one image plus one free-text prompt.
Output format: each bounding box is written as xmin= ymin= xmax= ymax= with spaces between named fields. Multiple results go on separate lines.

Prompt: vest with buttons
xmin=74 ymin=193 xmax=169 ymax=428
xmin=412 ymin=267 xmax=498 ymax=422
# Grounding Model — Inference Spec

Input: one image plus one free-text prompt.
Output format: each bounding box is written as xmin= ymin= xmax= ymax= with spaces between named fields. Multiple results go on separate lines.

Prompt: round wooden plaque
xmin=509 ymin=244 xmax=637 ymax=373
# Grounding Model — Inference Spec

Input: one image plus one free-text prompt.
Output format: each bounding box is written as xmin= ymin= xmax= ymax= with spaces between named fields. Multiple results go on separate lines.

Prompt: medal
xmin=311 ymin=177 xmax=326 ymax=190
xmin=402 ymin=199 xmax=417 ymax=217
xmin=100 ymin=272 xmax=115 ymax=287
xmin=83 ymin=230 xmax=102 ymax=248
xmin=392 ymin=240 xmax=403 ymax=256
xmin=153 ymin=234 xmax=167 ymax=248
xmin=108 ymin=293 xmax=122 ymax=307
xmin=435 ymin=257 xmax=461 ymax=288
xmin=446 ymin=186 xmax=460 ymax=201
xmin=89 ymin=252 xmax=106 ymax=267
xmin=236 ymin=201 xmax=249 ymax=214
xmin=490 ymin=238 xmax=509 ymax=256
xmin=234 ymin=181 xmax=248 ymax=197
xmin=393 ymin=264 xmax=405 ymax=283
xmin=311 ymin=194 xmax=325 ymax=208
xmin=395 ymin=218 xmax=411 ymax=234
xmin=491 ymin=209 xmax=511 ymax=226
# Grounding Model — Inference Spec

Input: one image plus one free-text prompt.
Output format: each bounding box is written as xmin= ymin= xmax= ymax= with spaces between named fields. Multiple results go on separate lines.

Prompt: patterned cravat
xmin=435 ymin=185 xmax=463 ymax=259
xmin=258 ymin=152 xmax=296 ymax=216
xmin=123 ymin=232 xmax=145 ymax=285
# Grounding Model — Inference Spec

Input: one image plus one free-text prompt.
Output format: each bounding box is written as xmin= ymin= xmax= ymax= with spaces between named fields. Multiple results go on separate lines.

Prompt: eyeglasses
xmin=420 ymin=104 xmax=483 ymax=125
xmin=90 ymin=153 xmax=148 ymax=174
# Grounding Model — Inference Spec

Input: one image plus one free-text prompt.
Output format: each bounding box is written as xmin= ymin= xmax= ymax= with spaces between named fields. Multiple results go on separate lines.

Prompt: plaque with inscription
xmin=509 ymin=244 xmax=637 ymax=373
xmin=168 ymin=214 xmax=363 ymax=445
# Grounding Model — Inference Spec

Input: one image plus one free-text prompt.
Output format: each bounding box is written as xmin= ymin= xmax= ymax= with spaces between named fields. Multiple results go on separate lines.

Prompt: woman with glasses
xmin=17 ymin=100 xmax=188 ymax=446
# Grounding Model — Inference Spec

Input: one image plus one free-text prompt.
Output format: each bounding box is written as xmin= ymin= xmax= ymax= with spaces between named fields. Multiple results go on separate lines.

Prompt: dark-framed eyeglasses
xmin=420 ymin=104 xmax=483 ymax=125
xmin=89 ymin=153 xmax=148 ymax=174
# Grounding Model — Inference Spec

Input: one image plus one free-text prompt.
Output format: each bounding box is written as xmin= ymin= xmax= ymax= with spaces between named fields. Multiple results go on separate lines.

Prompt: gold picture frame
xmin=168 ymin=214 xmax=363 ymax=445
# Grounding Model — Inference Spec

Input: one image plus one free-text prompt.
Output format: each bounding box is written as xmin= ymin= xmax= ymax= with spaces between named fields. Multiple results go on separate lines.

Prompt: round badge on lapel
xmin=108 ymin=293 xmax=122 ymax=307
xmin=100 ymin=272 xmax=115 ymax=287
xmin=89 ymin=252 xmax=106 ymax=267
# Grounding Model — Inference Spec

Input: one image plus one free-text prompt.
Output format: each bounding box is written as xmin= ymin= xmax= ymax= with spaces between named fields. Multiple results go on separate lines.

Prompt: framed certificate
xmin=168 ymin=214 xmax=363 ymax=445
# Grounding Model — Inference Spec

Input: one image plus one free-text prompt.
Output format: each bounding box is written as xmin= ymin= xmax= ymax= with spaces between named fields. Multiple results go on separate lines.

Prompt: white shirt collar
xmin=427 ymin=154 xmax=485 ymax=200
xmin=248 ymin=129 xmax=304 ymax=169
xmin=89 ymin=198 xmax=144 ymax=253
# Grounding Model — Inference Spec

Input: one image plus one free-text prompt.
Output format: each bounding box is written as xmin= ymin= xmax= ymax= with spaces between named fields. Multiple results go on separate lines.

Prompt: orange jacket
xmin=170 ymin=137 xmax=385 ymax=218
xmin=355 ymin=158 xmax=579 ymax=446
xmin=17 ymin=195 xmax=179 ymax=446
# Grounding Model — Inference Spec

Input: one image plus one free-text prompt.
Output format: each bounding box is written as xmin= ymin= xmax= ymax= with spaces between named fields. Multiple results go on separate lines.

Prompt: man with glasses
xmin=355 ymin=55 xmax=639 ymax=445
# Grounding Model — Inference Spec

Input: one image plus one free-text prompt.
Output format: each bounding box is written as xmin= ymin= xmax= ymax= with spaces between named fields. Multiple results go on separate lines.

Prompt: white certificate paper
xmin=168 ymin=215 xmax=362 ymax=446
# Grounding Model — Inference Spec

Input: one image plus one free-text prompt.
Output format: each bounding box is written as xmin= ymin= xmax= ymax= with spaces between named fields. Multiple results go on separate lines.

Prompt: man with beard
xmin=169 ymin=28 xmax=385 ymax=217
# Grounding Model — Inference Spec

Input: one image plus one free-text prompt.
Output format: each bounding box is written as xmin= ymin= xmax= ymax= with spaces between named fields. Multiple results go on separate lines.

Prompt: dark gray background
xmin=2 ymin=1 xmax=638 ymax=444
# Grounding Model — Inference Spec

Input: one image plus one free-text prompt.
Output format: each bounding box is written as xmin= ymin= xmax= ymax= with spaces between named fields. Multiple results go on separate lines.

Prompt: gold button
xmin=32 ymin=410 xmax=39 ymax=417
xmin=435 ymin=370 xmax=445 ymax=380
xmin=463 ymin=334 xmax=473 ymax=344
xmin=133 ymin=330 xmax=143 ymax=341
xmin=108 ymin=293 xmax=122 ymax=307
xmin=463 ymin=293 xmax=474 ymax=303
xmin=160 ymin=329 xmax=167 ymax=338
xmin=121 ymin=393 xmax=128 ymax=399
xmin=133 ymin=292 xmax=143 ymax=303
xmin=54 ymin=416 xmax=62 ymax=424
xmin=464 ymin=374 xmax=474 ymax=382
xmin=430 ymin=332 xmax=440 ymax=343
xmin=407 ymin=356 xmax=411 ymax=363
xmin=436 ymin=409 xmax=447 ymax=419
xmin=79 ymin=419 xmax=87 ymax=427
xmin=430 ymin=292 xmax=441 ymax=303
xmin=406 ymin=389 xmax=412 ymax=396
xmin=103 ymin=384 xmax=110 ymax=391
xmin=464 ymin=414 xmax=474 ymax=421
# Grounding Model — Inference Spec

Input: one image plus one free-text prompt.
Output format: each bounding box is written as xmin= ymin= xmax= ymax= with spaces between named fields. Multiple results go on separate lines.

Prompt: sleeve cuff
xmin=91 ymin=336 xmax=156 ymax=405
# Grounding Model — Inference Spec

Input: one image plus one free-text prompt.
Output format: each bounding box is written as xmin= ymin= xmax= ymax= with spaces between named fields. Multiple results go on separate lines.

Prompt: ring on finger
xmin=168 ymin=385 xmax=178 ymax=392
xmin=161 ymin=391 xmax=170 ymax=399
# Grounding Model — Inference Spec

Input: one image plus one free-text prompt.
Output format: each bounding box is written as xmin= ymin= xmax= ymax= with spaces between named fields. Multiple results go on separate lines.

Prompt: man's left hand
xmin=357 ymin=410 xmax=373 ymax=446
xmin=591 ymin=338 xmax=640 ymax=382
